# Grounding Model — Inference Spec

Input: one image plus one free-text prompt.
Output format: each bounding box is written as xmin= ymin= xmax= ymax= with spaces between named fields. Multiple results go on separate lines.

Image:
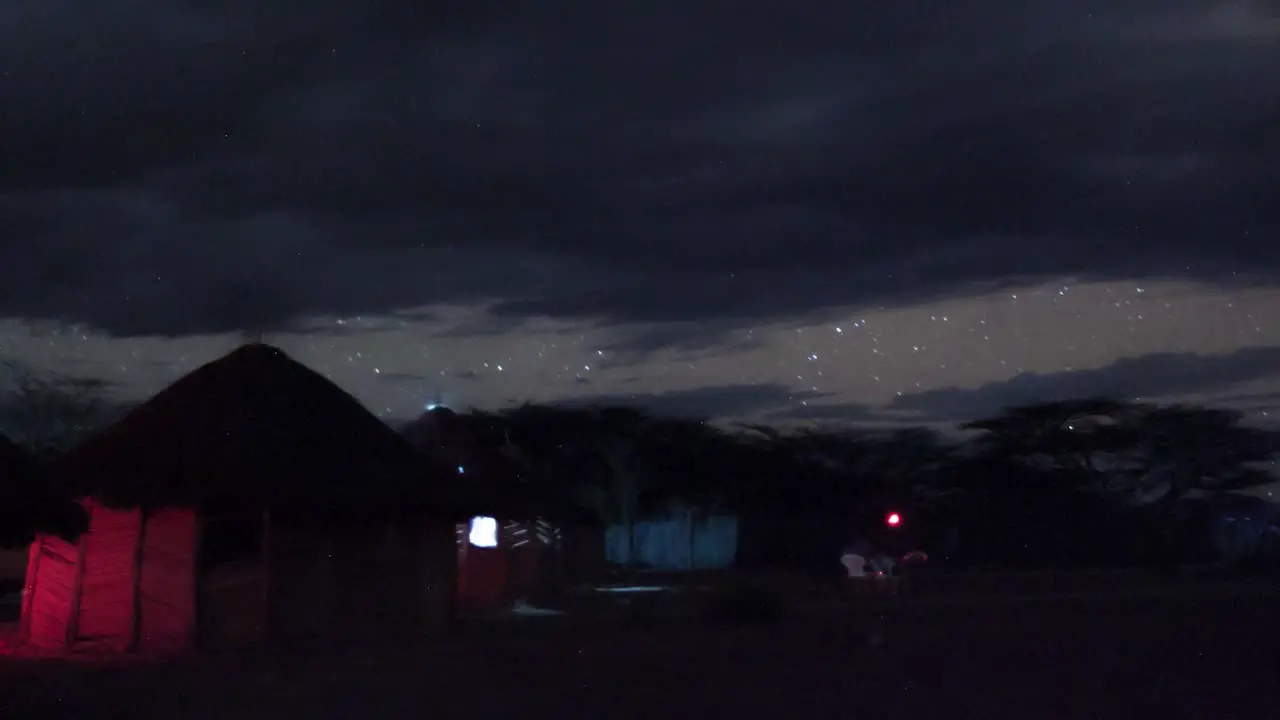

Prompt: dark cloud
xmin=1219 ymin=391 xmax=1280 ymax=408
xmin=2 ymin=2 xmax=1278 ymax=336
xmin=373 ymin=371 xmax=432 ymax=384
xmin=590 ymin=323 xmax=768 ymax=370
xmin=429 ymin=313 xmax=550 ymax=340
xmin=552 ymin=383 xmax=832 ymax=420
xmin=889 ymin=345 xmax=1280 ymax=422
xmin=768 ymin=403 xmax=915 ymax=426
xmin=290 ymin=307 xmax=439 ymax=336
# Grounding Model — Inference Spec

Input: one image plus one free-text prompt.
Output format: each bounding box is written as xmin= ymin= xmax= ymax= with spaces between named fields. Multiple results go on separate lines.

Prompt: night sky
xmin=2 ymin=2 xmax=1278 ymax=427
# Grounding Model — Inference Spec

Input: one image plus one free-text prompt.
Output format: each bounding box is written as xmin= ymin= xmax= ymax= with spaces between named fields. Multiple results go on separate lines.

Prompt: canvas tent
xmin=18 ymin=343 xmax=465 ymax=656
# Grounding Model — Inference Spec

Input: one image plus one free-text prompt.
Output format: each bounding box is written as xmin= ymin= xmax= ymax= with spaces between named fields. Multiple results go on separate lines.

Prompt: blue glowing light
xmin=457 ymin=465 xmax=465 ymax=474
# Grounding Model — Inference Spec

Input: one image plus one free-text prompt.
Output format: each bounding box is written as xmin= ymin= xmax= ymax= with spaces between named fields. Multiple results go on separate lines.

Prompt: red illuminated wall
xmin=20 ymin=500 xmax=197 ymax=655
xmin=455 ymin=522 xmax=510 ymax=611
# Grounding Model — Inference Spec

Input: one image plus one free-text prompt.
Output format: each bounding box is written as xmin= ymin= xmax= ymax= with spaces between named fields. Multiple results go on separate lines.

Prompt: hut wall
xmin=421 ymin=516 xmax=457 ymax=633
xmin=266 ymin=518 xmax=458 ymax=646
xmin=20 ymin=533 xmax=80 ymax=650
xmin=458 ymin=548 xmax=508 ymax=612
xmin=135 ymin=507 xmax=198 ymax=654
xmin=20 ymin=501 xmax=198 ymax=655
xmin=197 ymin=511 xmax=268 ymax=649
xmin=331 ymin=526 xmax=424 ymax=645
xmin=72 ymin=504 xmax=144 ymax=652
xmin=198 ymin=563 xmax=267 ymax=648
xmin=265 ymin=524 xmax=337 ymax=646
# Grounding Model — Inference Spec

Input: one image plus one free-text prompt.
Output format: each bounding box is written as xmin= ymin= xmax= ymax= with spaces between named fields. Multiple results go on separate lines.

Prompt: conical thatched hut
xmin=18 ymin=344 xmax=464 ymax=656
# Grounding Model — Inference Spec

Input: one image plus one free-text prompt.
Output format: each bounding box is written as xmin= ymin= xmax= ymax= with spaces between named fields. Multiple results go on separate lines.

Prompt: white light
xmin=457 ymin=465 xmax=465 ymax=474
xmin=468 ymin=517 xmax=498 ymax=547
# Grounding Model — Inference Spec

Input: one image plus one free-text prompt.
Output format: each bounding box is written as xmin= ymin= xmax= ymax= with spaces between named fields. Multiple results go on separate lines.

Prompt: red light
xmin=886 ymin=512 xmax=901 ymax=527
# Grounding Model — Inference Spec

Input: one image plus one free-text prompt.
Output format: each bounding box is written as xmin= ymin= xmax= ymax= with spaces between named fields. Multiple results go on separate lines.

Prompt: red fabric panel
xmin=22 ymin=535 xmax=79 ymax=650
xmin=138 ymin=508 xmax=197 ymax=654
xmin=457 ymin=547 xmax=507 ymax=611
xmin=73 ymin=504 xmax=142 ymax=652
xmin=508 ymin=544 xmax=541 ymax=600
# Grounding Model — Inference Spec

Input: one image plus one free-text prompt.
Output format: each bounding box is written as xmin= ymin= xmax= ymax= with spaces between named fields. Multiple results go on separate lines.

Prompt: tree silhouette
xmin=0 ymin=435 xmax=87 ymax=548
xmin=414 ymin=395 xmax=1274 ymax=570
xmin=956 ymin=398 xmax=1279 ymax=565
xmin=1119 ymin=404 xmax=1278 ymax=563
xmin=1122 ymin=404 xmax=1277 ymax=501
xmin=484 ymin=405 xmax=654 ymax=539
xmin=961 ymin=397 xmax=1138 ymax=492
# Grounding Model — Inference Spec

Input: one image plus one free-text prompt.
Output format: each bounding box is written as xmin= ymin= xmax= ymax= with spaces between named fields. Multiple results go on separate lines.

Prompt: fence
xmin=605 ymin=508 xmax=738 ymax=570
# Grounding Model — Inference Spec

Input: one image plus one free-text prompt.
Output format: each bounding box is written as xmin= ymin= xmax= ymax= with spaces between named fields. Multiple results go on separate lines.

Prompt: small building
xmin=404 ymin=407 xmax=602 ymax=612
xmin=17 ymin=343 xmax=467 ymax=656
xmin=604 ymin=503 xmax=739 ymax=570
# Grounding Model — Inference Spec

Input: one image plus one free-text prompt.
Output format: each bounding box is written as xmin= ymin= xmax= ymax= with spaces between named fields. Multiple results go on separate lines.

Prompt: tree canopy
xmin=406 ymin=396 xmax=1276 ymax=569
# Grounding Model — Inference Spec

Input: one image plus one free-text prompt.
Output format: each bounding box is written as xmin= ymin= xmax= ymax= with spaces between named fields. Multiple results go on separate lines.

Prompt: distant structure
xmin=402 ymin=407 xmax=604 ymax=611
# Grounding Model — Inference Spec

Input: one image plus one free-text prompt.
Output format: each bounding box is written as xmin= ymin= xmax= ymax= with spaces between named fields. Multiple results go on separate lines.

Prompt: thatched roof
xmin=0 ymin=435 xmax=88 ymax=548
xmin=46 ymin=344 xmax=469 ymax=523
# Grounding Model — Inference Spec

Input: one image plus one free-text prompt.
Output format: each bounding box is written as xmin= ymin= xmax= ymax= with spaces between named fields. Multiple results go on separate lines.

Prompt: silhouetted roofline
xmin=44 ymin=344 xmax=467 ymax=520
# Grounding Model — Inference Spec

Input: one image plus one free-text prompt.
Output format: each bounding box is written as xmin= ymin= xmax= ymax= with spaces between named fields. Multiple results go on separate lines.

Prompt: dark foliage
xmin=0 ymin=434 xmax=87 ymax=548
xmin=402 ymin=406 xmax=598 ymax=523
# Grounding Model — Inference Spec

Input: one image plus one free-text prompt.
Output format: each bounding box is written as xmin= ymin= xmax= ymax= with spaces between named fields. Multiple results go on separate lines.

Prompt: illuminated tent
xmin=18 ymin=344 xmax=465 ymax=656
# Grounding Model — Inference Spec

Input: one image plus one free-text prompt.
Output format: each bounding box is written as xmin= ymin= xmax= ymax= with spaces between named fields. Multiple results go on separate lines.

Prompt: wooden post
xmin=260 ymin=508 xmax=271 ymax=640
xmin=18 ymin=535 xmax=45 ymax=644
xmin=192 ymin=514 xmax=203 ymax=650
xmin=687 ymin=507 xmax=697 ymax=571
xmin=129 ymin=508 xmax=150 ymax=652
xmin=64 ymin=503 xmax=94 ymax=649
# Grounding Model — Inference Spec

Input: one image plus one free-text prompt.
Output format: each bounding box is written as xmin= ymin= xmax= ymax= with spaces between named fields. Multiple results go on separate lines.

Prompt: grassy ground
xmin=2 ymin=580 xmax=1277 ymax=719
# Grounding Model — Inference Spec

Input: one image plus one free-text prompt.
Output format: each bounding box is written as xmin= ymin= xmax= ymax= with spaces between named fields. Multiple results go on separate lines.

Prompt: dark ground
xmin=2 ymin=583 xmax=1277 ymax=720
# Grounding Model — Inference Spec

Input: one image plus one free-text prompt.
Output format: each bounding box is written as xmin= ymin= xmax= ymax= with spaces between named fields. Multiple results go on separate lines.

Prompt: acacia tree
xmin=1119 ymin=404 xmax=1278 ymax=562
xmin=961 ymin=397 xmax=1139 ymax=492
xmin=953 ymin=398 xmax=1156 ymax=565
xmin=1122 ymin=404 xmax=1277 ymax=501
xmin=960 ymin=398 xmax=1279 ymax=564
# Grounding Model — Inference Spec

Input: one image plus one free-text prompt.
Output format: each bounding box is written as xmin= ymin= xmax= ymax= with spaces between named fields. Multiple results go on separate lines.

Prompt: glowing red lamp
xmin=885 ymin=512 xmax=901 ymax=527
